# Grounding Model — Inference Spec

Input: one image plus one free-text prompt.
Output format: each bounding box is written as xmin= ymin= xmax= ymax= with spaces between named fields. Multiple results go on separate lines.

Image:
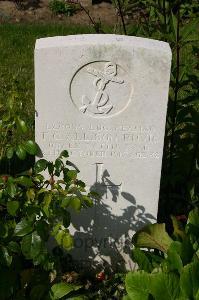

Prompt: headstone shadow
xmin=70 ymin=169 xmax=156 ymax=272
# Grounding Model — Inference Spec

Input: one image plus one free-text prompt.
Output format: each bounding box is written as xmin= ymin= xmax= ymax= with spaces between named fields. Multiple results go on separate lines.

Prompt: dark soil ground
xmin=0 ymin=0 xmax=121 ymax=25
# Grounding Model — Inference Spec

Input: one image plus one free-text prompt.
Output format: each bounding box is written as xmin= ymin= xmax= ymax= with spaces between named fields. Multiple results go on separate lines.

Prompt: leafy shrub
xmin=0 ymin=150 xmax=98 ymax=299
xmin=125 ymin=208 xmax=199 ymax=299
xmin=49 ymin=0 xmax=78 ymax=16
xmin=0 ymin=91 xmax=38 ymax=163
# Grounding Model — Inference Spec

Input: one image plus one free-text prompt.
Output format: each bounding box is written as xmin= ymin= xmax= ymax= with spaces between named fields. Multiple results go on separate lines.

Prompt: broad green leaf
xmin=24 ymin=140 xmax=39 ymax=155
xmin=34 ymin=159 xmax=48 ymax=173
xmin=187 ymin=208 xmax=199 ymax=228
xmin=55 ymin=158 xmax=63 ymax=176
xmin=70 ymin=197 xmax=81 ymax=211
xmin=132 ymin=248 xmax=153 ymax=272
xmin=82 ymin=195 xmax=93 ymax=207
xmin=59 ymin=150 xmax=69 ymax=158
xmin=7 ymin=200 xmax=19 ymax=216
xmin=21 ymin=231 xmax=42 ymax=259
xmin=7 ymin=241 xmax=20 ymax=253
xmin=125 ymin=271 xmax=150 ymax=300
xmin=186 ymin=208 xmax=199 ymax=246
xmin=15 ymin=218 xmax=32 ymax=236
xmin=66 ymin=170 xmax=78 ymax=181
xmin=6 ymin=147 xmax=14 ymax=159
xmin=52 ymin=225 xmax=73 ymax=251
xmin=42 ymin=193 xmax=52 ymax=217
xmin=62 ymin=233 xmax=74 ymax=250
xmin=150 ymin=272 xmax=180 ymax=300
xmin=0 ymin=222 xmax=8 ymax=238
xmin=16 ymin=117 xmax=28 ymax=133
xmin=166 ymin=242 xmax=183 ymax=273
xmin=15 ymin=176 xmax=33 ymax=187
xmin=132 ymin=223 xmax=173 ymax=252
xmin=180 ymin=261 xmax=199 ymax=299
xmin=16 ymin=144 xmax=26 ymax=160
xmin=0 ymin=246 xmax=12 ymax=266
xmin=6 ymin=181 xmax=17 ymax=198
xmin=171 ymin=216 xmax=186 ymax=239
xmin=51 ymin=282 xmax=81 ymax=299
xmin=26 ymin=188 xmax=35 ymax=202
xmin=48 ymin=162 xmax=54 ymax=175
xmin=180 ymin=20 xmax=199 ymax=43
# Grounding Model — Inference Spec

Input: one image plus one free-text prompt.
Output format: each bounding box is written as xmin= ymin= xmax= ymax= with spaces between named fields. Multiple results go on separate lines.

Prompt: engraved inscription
xmin=70 ymin=61 xmax=133 ymax=118
xmin=41 ymin=122 xmax=161 ymax=160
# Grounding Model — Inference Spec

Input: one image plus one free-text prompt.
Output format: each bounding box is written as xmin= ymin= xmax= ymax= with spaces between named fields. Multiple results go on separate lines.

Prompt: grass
xmin=0 ymin=23 xmax=94 ymax=137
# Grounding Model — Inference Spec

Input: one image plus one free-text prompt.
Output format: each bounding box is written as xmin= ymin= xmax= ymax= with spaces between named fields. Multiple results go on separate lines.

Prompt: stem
xmin=79 ymin=3 xmax=104 ymax=33
xmin=187 ymin=135 xmax=199 ymax=180
xmin=0 ymin=127 xmax=9 ymax=161
xmin=163 ymin=0 xmax=167 ymax=32
xmin=116 ymin=0 xmax=127 ymax=35
xmin=169 ymin=8 xmax=180 ymax=177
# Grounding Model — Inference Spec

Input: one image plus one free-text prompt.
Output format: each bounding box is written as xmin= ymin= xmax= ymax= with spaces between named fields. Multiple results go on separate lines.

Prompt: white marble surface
xmin=35 ymin=34 xmax=171 ymax=271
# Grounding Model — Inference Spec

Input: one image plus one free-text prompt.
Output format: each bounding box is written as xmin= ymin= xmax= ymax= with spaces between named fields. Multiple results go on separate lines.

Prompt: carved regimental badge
xmin=70 ymin=61 xmax=133 ymax=118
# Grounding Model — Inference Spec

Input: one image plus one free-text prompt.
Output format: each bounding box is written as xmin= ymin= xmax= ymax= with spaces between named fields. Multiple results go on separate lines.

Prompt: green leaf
xmin=6 ymin=147 xmax=14 ymax=159
xmin=171 ymin=216 xmax=186 ymax=239
xmin=42 ymin=193 xmax=52 ymax=217
xmin=132 ymin=248 xmax=153 ymax=272
xmin=16 ymin=144 xmax=26 ymax=160
xmin=48 ymin=162 xmax=54 ymax=175
xmin=21 ymin=231 xmax=42 ymax=259
xmin=132 ymin=223 xmax=173 ymax=252
xmin=62 ymin=233 xmax=74 ymax=250
xmin=0 ymin=246 xmax=12 ymax=266
xmin=6 ymin=181 xmax=17 ymax=198
xmin=24 ymin=140 xmax=39 ymax=155
xmin=34 ymin=159 xmax=48 ymax=173
xmin=51 ymin=282 xmax=81 ymax=299
xmin=0 ymin=222 xmax=8 ymax=238
xmin=187 ymin=208 xmax=199 ymax=228
xmin=7 ymin=200 xmax=19 ymax=216
xmin=52 ymin=224 xmax=73 ymax=251
xmin=150 ymin=272 xmax=180 ymax=300
xmin=15 ymin=218 xmax=33 ymax=237
xmin=55 ymin=158 xmax=63 ymax=176
xmin=82 ymin=195 xmax=93 ymax=207
xmin=15 ymin=176 xmax=33 ymax=187
xmin=66 ymin=170 xmax=78 ymax=181
xmin=180 ymin=261 xmax=199 ymax=299
xmin=26 ymin=188 xmax=35 ymax=202
xmin=16 ymin=117 xmax=28 ymax=133
xmin=166 ymin=242 xmax=183 ymax=273
xmin=180 ymin=20 xmax=199 ymax=43
xmin=70 ymin=197 xmax=81 ymax=211
xmin=125 ymin=271 xmax=150 ymax=300
xmin=7 ymin=241 xmax=21 ymax=254
xmin=59 ymin=150 xmax=69 ymax=158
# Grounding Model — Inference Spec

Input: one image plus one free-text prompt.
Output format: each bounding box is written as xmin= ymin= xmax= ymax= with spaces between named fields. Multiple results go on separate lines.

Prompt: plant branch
xmin=115 ymin=0 xmax=127 ymax=35
xmin=169 ymin=8 xmax=180 ymax=177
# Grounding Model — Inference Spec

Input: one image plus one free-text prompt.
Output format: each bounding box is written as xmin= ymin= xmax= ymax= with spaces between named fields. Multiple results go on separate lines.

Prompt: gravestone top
xmin=35 ymin=34 xmax=171 ymax=271
xmin=35 ymin=34 xmax=171 ymax=54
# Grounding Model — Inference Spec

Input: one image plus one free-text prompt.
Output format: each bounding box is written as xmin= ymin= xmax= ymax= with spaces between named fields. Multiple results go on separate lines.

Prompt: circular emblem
xmin=69 ymin=61 xmax=133 ymax=118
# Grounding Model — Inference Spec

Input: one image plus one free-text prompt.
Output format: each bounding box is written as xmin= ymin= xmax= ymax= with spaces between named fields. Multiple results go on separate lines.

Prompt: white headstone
xmin=35 ymin=34 xmax=171 ymax=271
